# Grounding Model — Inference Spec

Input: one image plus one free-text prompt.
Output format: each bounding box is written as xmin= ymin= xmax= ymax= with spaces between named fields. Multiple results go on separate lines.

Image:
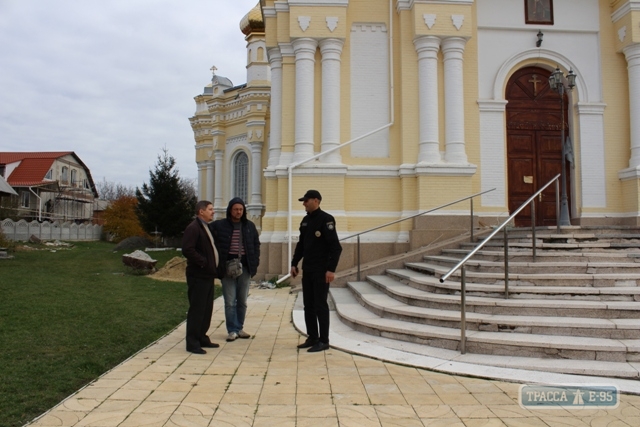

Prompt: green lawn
xmin=0 ymin=241 xmax=217 ymax=427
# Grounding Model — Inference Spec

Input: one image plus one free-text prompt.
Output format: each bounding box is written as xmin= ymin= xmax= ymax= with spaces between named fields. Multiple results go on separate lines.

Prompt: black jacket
xmin=291 ymin=207 xmax=342 ymax=273
xmin=211 ymin=198 xmax=261 ymax=277
xmin=182 ymin=218 xmax=218 ymax=279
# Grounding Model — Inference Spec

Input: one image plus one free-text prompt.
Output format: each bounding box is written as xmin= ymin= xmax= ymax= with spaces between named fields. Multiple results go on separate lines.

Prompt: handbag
xmin=225 ymin=258 xmax=243 ymax=279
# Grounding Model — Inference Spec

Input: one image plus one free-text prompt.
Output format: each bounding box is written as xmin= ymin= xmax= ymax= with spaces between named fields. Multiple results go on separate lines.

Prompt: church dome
xmin=240 ymin=2 xmax=265 ymax=36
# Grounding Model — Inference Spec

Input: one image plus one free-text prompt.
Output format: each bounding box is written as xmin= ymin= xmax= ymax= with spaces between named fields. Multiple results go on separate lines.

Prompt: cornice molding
xmin=612 ymin=0 xmax=640 ymax=23
xmin=288 ymin=0 xmax=348 ymax=5
xmin=398 ymin=0 xmax=474 ymax=12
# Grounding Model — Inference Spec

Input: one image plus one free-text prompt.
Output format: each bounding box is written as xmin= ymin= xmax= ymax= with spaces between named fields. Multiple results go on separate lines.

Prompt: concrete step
xmin=406 ymin=261 xmax=640 ymax=287
xmin=386 ymin=268 xmax=640 ymax=302
xmin=441 ymin=248 xmax=640 ymax=263
xmin=349 ymin=279 xmax=640 ymax=339
xmin=331 ymin=287 xmax=640 ymax=362
xmin=367 ymin=272 xmax=640 ymax=318
xmin=461 ymin=239 xmax=640 ymax=251
xmin=422 ymin=255 xmax=640 ymax=275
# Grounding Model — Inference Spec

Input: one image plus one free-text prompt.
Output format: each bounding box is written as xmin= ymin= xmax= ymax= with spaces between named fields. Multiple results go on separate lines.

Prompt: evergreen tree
xmin=136 ymin=148 xmax=196 ymax=238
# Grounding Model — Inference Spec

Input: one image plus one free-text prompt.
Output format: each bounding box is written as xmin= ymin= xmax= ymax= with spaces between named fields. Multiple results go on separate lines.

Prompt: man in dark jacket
xmin=181 ymin=200 xmax=219 ymax=354
xmin=211 ymin=197 xmax=261 ymax=342
xmin=290 ymin=190 xmax=342 ymax=353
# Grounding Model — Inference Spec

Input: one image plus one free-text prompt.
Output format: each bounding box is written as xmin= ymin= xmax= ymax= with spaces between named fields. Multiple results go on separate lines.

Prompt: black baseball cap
xmin=298 ymin=189 xmax=322 ymax=201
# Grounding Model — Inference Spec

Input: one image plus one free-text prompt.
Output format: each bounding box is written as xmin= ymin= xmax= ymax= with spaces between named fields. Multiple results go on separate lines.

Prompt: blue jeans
xmin=222 ymin=267 xmax=251 ymax=333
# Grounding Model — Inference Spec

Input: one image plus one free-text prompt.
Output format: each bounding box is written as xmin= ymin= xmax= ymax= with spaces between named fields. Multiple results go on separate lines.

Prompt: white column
xmin=442 ymin=37 xmax=468 ymax=164
xmin=319 ymin=38 xmax=344 ymax=163
xmin=414 ymin=36 xmax=441 ymax=164
xmin=292 ymin=38 xmax=318 ymax=163
xmin=197 ymin=161 xmax=206 ymax=200
xmin=205 ymin=160 xmax=214 ymax=203
xmin=623 ymin=44 xmax=640 ymax=168
xmin=268 ymin=48 xmax=283 ymax=167
xmin=213 ymin=150 xmax=224 ymax=213
xmin=250 ymin=141 xmax=263 ymax=206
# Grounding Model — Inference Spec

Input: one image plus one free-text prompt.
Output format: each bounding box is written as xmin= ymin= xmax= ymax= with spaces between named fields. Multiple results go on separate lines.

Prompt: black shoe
xmin=297 ymin=338 xmax=318 ymax=349
xmin=307 ymin=342 xmax=330 ymax=353
xmin=188 ymin=348 xmax=206 ymax=354
xmin=201 ymin=342 xmax=220 ymax=348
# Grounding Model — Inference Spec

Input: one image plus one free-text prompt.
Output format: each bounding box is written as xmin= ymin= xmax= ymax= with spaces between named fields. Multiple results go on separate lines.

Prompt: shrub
xmin=102 ymin=196 xmax=148 ymax=243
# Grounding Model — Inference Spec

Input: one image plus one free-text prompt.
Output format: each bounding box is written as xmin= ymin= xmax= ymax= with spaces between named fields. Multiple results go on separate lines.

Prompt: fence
xmin=1 ymin=219 xmax=102 ymax=242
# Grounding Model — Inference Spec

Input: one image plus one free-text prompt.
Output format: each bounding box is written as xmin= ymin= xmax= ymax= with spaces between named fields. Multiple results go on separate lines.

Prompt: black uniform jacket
xmin=291 ymin=208 xmax=342 ymax=273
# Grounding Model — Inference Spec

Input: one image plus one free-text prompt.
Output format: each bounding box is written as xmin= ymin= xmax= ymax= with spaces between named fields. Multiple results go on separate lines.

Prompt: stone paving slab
xmin=24 ymin=288 xmax=640 ymax=427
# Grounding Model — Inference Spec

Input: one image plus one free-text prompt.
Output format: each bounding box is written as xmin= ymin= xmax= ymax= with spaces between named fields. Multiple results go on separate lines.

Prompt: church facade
xmin=191 ymin=0 xmax=640 ymax=277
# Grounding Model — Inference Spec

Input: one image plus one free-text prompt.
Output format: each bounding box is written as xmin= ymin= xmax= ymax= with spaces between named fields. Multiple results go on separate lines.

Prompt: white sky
xmin=0 ymin=0 xmax=259 ymax=190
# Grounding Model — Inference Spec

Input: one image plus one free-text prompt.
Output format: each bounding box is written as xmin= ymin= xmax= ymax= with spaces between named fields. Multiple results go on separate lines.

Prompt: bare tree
xmin=96 ymin=178 xmax=135 ymax=201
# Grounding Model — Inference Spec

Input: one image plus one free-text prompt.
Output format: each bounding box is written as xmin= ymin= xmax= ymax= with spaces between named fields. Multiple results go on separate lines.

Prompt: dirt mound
xmin=149 ymin=256 xmax=187 ymax=282
xmin=114 ymin=236 xmax=155 ymax=251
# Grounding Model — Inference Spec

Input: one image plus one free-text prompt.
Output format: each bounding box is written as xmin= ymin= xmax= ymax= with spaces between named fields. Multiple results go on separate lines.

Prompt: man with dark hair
xmin=211 ymin=198 xmax=261 ymax=342
xmin=290 ymin=190 xmax=342 ymax=353
xmin=181 ymin=200 xmax=219 ymax=354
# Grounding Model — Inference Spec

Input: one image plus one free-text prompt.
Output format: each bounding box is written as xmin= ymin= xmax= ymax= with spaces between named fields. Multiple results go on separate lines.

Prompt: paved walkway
xmin=27 ymin=288 xmax=640 ymax=427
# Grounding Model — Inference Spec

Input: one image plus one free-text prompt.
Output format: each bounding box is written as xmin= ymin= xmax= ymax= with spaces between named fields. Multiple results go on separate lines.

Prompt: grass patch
xmin=0 ymin=241 xmax=220 ymax=427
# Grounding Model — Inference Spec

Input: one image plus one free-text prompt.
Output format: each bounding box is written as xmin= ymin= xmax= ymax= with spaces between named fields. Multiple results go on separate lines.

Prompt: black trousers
xmin=186 ymin=275 xmax=215 ymax=351
xmin=301 ymin=271 xmax=330 ymax=344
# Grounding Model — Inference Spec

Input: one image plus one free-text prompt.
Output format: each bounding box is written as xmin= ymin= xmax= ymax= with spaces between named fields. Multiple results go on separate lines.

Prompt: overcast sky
xmin=0 ymin=0 xmax=259 ymax=190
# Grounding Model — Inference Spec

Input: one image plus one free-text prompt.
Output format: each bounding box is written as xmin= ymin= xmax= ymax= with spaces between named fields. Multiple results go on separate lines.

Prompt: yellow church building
xmin=191 ymin=0 xmax=640 ymax=279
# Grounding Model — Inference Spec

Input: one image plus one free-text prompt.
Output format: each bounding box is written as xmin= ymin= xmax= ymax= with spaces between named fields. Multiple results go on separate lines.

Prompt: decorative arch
xmin=493 ymin=48 xmax=587 ymax=102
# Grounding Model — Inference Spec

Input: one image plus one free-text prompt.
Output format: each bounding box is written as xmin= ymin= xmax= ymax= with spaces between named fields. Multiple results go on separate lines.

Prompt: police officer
xmin=290 ymin=190 xmax=343 ymax=352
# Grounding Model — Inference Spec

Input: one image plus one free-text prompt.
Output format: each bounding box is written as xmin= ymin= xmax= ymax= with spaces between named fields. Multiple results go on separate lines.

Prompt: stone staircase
xmin=329 ymin=226 xmax=640 ymax=379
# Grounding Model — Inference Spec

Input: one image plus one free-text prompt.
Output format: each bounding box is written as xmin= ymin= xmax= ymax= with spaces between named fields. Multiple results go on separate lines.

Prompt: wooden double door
xmin=506 ymin=66 xmax=571 ymax=227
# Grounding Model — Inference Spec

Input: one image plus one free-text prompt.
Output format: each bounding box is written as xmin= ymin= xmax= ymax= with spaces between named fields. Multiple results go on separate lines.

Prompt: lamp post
xmin=548 ymin=66 xmax=576 ymax=227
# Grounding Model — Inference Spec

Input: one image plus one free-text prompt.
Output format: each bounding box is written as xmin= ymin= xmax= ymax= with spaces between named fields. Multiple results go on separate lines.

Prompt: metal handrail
xmin=341 ymin=189 xmax=496 ymax=281
xmin=439 ymin=173 xmax=561 ymax=354
xmin=274 ymin=188 xmax=495 ymax=285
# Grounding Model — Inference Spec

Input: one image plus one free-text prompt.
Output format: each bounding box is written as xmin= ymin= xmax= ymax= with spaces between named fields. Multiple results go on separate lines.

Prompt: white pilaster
xmin=292 ymin=38 xmax=318 ymax=164
xmin=623 ymin=44 xmax=640 ymax=169
xmin=250 ymin=141 xmax=263 ymax=206
xmin=319 ymin=38 xmax=344 ymax=163
xmin=268 ymin=48 xmax=283 ymax=167
xmin=197 ymin=161 xmax=206 ymax=200
xmin=214 ymin=150 xmax=224 ymax=213
xmin=442 ymin=37 xmax=468 ymax=164
xmin=414 ymin=36 xmax=441 ymax=164
xmin=577 ymin=102 xmax=607 ymax=208
xmin=205 ymin=160 xmax=214 ymax=203
xmin=478 ymin=100 xmax=508 ymax=207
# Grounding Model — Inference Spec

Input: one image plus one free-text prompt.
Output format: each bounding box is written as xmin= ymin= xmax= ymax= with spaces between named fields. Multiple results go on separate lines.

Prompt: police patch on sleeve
xmin=327 ymin=222 xmax=335 ymax=230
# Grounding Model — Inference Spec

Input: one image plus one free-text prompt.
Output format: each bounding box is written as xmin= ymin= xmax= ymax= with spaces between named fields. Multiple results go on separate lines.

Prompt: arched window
xmin=61 ymin=166 xmax=69 ymax=184
xmin=233 ymin=151 xmax=249 ymax=202
xmin=70 ymin=169 xmax=77 ymax=186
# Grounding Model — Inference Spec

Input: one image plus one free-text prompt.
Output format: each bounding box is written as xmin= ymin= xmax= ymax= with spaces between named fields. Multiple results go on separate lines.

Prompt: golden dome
xmin=240 ymin=2 xmax=265 ymax=36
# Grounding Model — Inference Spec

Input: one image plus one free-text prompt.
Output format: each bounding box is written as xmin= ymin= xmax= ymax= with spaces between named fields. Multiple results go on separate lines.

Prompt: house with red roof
xmin=0 ymin=152 xmax=98 ymax=222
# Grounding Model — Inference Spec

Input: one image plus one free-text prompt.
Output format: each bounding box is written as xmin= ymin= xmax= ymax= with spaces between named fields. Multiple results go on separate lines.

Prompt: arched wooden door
xmin=506 ymin=66 xmax=571 ymax=227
